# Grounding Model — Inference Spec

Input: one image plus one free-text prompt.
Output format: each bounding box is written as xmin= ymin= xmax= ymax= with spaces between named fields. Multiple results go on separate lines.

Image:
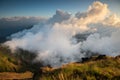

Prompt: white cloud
xmin=48 ymin=9 xmax=71 ymax=24
xmin=75 ymin=1 xmax=109 ymax=24
xmin=4 ymin=1 xmax=120 ymax=67
xmin=103 ymin=14 xmax=120 ymax=27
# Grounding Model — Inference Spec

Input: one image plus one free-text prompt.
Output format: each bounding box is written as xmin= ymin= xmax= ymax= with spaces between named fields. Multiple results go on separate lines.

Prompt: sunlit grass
xmin=37 ymin=56 xmax=120 ymax=80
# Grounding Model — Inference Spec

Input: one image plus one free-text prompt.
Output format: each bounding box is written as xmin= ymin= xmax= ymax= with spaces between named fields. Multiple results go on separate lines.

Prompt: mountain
xmin=0 ymin=45 xmax=42 ymax=73
xmin=34 ymin=55 xmax=120 ymax=80
xmin=0 ymin=45 xmax=120 ymax=80
xmin=0 ymin=45 xmax=20 ymax=72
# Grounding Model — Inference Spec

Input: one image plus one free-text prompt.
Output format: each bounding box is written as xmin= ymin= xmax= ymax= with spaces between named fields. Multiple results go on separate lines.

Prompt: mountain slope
xmin=0 ymin=45 xmax=120 ymax=80
xmin=0 ymin=45 xmax=42 ymax=73
xmin=35 ymin=55 xmax=120 ymax=80
xmin=0 ymin=46 xmax=21 ymax=72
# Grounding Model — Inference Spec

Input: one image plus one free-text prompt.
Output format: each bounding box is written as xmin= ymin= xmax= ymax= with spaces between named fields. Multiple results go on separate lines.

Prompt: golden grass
xmin=37 ymin=56 xmax=120 ymax=80
xmin=0 ymin=71 xmax=33 ymax=79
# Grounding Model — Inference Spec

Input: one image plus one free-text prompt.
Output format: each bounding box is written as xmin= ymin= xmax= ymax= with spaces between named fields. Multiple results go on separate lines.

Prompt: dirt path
xmin=0 ymin=71 xmax=33 ymax=79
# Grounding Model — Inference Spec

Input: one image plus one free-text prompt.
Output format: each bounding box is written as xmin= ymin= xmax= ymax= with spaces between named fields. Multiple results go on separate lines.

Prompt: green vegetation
xmin=0 ymin=45 xmax=41 ymax=73
xmin=0 ymin=45 xmax=21 ymax=72
xmin=0 ymin=44 xmax=120 ymax=80
xmin=0 ymin=45 xmax=35 ymax=79
xmin=36 ymin=56 xmax=120 ymax=80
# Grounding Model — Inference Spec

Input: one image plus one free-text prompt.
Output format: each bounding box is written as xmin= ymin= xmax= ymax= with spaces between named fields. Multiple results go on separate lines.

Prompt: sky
xmin=3 ymin=0 xmax=120 ymax=66
xmin=0 ymin=0 xmax=120 ymax=18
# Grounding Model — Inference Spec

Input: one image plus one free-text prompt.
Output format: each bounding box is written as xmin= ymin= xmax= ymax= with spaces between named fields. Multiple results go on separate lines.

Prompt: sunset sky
xmin=0 ymin=0 xmax=120 ymax=18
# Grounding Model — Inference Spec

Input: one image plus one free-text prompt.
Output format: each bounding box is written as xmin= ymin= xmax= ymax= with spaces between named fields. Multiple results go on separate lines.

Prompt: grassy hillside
xmin=0 ymin=45 xmax=120 ymax=80
xmin=35 ymin=55 xmax=120 ymax=80
xmin=0 ymin=45 xmax=42 ymax=73
xmin=0 ymin=45 xmax=21 ymax=72
xmin=0 ymin=45 xmax=35 ymax=79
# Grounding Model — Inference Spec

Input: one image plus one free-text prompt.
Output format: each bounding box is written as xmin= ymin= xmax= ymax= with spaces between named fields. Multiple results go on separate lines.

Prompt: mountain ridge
xmin=0 ymin=45 xmax=120 ymax=80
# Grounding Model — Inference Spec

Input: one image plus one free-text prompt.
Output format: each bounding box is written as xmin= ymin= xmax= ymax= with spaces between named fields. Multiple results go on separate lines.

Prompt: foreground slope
xmin=0 ymin=45 xmax=34 ymax=79
xmin=35 ymin=55 xmax=120 ymax=80
xmin=0 ymin=46 xmax=21 ymax=72
xmin=0 ymin=45 xmax=41 ymax=72
xmin=0 ymin=45 xmax=120 ymax=80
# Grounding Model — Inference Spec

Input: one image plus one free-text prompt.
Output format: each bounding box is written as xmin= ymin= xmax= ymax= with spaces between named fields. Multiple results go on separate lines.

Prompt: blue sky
xmin=0 ymin=0 xmax=120 ymax=18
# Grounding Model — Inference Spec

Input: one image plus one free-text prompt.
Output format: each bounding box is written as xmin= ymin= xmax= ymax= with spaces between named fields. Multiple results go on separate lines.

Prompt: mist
xmin=0 ymin=16 xmax=46 ymax=43
xmin=4 ymin=1 xmax=120 ymax=67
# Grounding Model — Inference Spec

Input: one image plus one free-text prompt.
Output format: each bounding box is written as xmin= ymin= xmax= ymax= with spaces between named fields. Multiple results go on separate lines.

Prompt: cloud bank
xmin=0 ymin=16 xmax=46 ymax=42
xmin=4 ymin=1 xmax=120 ymax=67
